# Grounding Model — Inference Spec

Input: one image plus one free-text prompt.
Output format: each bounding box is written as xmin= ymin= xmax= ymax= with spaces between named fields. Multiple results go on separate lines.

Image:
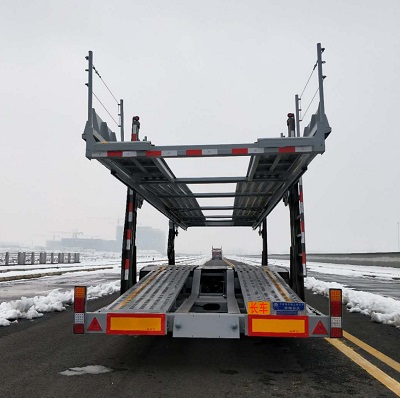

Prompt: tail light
xmin=329 ymin=289 xmax=343 ymax=338
xmin=73 ymin=286 xmax=87 ymax=334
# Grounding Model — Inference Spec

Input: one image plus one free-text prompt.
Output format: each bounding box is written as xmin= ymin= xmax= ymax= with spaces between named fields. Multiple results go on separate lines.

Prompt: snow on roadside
xmin=60 ymin=365 xmax=112 ymax=376
xmin=0 ymin=254 xmax=208 ymax=327
xmin=0 ymin=280 xmax=120 ymax=327
xmin=305 ymin=276 xmax=400 ymax=328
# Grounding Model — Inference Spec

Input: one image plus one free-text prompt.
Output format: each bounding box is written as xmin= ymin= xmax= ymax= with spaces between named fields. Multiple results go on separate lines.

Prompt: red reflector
xmin=107 ymin=151 xmax=123 ymax=157
xmin=186 ymin=149 xmax=202 ymax=156
xmin=146 ymin=150 xmax=161 ymax=157
xmin=312 ymin=320 xmax=328 ymax=335
xmin=232 ymin=148 xmax=248 ymax=155
xmin=331 ymin=328 xmax=342 ymax=338
xmin=73 ymin=324 xmax=85 ymax=334
xmin=279 ymin=146 xmax=295 ymax=153
xmin=88 ymin=317 xmax=102 ymax=332
xmin=74 ymin=301 xmax=85 ymax=313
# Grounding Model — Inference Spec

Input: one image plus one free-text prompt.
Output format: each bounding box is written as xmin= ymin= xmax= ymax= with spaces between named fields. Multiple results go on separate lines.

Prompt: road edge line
xmin=326 ymin=338 xmax=400 ymax=396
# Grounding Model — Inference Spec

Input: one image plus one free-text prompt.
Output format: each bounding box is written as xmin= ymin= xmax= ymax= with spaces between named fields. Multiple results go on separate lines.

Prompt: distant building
xmin=47 ymin=226 xmax=165 ymax=254
xmin=116 ymin=225 xmax=165 ymax=254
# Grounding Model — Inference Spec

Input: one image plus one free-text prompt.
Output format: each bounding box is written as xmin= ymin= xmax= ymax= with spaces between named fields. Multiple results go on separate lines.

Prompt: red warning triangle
xmin=313 ymin=320 xmax=328 ymax=335
xmin=88 ymin=317 xmax=102 ymax=332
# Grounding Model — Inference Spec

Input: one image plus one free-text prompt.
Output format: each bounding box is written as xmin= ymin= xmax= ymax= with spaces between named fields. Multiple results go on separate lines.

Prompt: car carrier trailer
xmin=212 ymin=247 xmax=223 ymax=260
xmin=74 ymin=43 xmax=343 ymax=339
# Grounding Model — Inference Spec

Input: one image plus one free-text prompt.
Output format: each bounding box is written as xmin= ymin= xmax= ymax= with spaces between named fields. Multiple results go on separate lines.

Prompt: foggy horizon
xmin=1 ymin=1 xmax=399 ymax=255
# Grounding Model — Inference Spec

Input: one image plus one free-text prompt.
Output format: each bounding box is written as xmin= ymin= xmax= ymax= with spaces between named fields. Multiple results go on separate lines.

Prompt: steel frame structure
xmin=82 ymin=43 xmax=331 ymax=298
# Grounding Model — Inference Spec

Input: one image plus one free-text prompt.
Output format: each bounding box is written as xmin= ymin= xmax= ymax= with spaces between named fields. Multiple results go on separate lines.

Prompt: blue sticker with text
xmin=272 ymin=302 xmax=305 ymax=312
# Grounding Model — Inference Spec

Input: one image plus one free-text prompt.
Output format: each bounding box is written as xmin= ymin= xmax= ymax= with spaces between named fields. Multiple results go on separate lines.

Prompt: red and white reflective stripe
xmin=202 ymin=149 xmax=218 ymax=155
xmin=123 ymin=151 xmax=138 ymax=157
xmin=161 ymin=150 xmax=178 ymax=157
xmin=232 ymin=148 xmax=248 ymax=155
xmin=124 ymin=259 xmax=129 ymax=281
xmin=126 ymin=229 xmax=131 ymax=244
xmin=92 ymin=146 xmax=313 ymax=159
xmin=248 ymin=148 xmax=264 ymax=154
xmin=296 ymin=145 xmax=312 ymax=153
xmin=128 ymin=201 xmax=133 ymax=222
xmin=131 ymin=133 xmax=137 ymax=141
xmin=279 ymin=145 xmax=313 ymax=154
xmin=299 ymin=178 xmax=307 ymax=276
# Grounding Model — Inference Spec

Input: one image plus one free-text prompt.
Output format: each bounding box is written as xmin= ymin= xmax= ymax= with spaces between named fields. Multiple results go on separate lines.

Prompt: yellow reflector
xmin=74 ymin=286 xmax=86 ymax=299
xmin=107 ymin=314 xmax=165 ymax=335
xmin=248 ymin=315 xmax=308 ymax=337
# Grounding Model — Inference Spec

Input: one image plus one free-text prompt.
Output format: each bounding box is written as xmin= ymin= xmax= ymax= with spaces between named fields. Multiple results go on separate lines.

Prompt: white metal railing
xmin=0 ymin=252 xmax=80 ymax=266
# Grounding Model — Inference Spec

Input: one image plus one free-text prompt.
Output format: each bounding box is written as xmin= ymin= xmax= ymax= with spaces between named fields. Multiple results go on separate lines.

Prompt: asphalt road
xmin=0 ymin=291 xmax=399 ymax=398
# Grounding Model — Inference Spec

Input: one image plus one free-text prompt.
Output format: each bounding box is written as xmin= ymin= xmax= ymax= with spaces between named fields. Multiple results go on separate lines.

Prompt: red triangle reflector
xmin=313 ymin=320 xmax=328 ymax=335
xmin=88 ymin=317 xmax=102 ymax=332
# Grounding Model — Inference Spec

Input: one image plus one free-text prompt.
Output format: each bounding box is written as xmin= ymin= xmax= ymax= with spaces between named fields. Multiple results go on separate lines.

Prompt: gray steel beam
xmin=185 ymin=215 xmax=254 ymax=219
xmin=252 ymin=154 xmax=314 ymax=229
xmin=139 ymin=176 xmax=283 ymax=184
xmin=99 ymin=159 xmax=189 ymax=230
xmin=226 ymin=269 xmax=240 ymax=314
xmin=174 ymin=206 xmax=262 ymax=211
xmin=175 ymin=269 xmax=202 ymax=313
xmin=247 ymin=156 xmax=260 ymax=181
xmin=88 ymin=135 xmax=321 ymax=155
xmin=157 ymin=192 xmax=270 ymax=198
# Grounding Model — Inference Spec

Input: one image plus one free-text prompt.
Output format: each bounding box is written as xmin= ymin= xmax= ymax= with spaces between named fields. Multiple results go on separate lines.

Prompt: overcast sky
xmin=1 ymin=1 xmax=399 ymax=254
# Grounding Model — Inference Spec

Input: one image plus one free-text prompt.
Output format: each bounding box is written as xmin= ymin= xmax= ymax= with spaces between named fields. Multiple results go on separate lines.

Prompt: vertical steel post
xmin=317 ymin=43 xmax=325 ymax=118
xmin=120 ymin=189 xmax=138 ymax=294
xmin=288 ymin=184 xmax=305 ymax=301
xmin=5 ymin=252 xmax=9 ymax=266
xmin=295 ymin=94 xmax=301 ymax=137
xmin=261 ymin=218 xmax=268 ymax=266
xmin=287 ymin=113 xmax=305 ymax=299
xmin=87 ymin=51 xmax=93 ymax=126
xmin=167 ymin=221 xmax=176 ymax=265
xmin=298 ymin=179 xmax=307 ymax=278
xmin=119 ymin=99 xmax=124 ymax=141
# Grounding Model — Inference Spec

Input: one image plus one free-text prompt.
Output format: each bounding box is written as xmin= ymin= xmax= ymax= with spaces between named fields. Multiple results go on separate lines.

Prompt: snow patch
xmin=305 ymin=276 xmax=400 ymax=328
xmin=0 ymin=280 xmax=120 ymax=327
xmin=60 ymin=365 xmax=112 ymax=376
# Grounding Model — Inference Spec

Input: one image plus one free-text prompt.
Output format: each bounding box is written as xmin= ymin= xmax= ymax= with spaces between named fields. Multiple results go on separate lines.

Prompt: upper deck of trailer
xmin=82 ymin=44 xmax=331 ymax=230
xmin=83 ymin=111 xmax=330 ymax=231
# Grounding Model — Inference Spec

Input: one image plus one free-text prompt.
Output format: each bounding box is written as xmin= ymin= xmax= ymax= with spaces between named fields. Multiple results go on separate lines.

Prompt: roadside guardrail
xmin=0 ymin=252 xmax=80 ymax=266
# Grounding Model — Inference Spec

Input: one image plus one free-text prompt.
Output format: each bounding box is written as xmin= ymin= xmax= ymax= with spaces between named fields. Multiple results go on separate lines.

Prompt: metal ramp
xmin=105 ymin=265 xmax=195 ymax=313
xmin=235 ymin=264 xmax=303 ymax=305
